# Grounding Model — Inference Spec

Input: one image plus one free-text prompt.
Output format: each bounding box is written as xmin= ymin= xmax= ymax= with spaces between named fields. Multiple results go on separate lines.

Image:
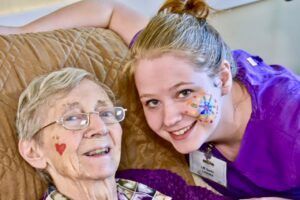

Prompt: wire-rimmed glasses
xmin=33 ymin=107 xmax=127 ymax=135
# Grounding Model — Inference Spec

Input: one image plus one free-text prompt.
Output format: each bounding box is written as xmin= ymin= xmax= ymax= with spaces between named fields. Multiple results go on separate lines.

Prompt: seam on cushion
xmin=0 ymin=37 xmax=14 ymax=92
xmin=22 ymin=34 xmax=64 ymax=68
xmin=69 ymin=28 xmax=118 ymax=86
xmin=45 ymin=28 xmax=95 ymax=68
xmin=73 ymin=28 xmax=96 ymax=67
xmin=101 ymin=30 xmax=129 ymax=89
xmin=28 ymin=30 xmax=85 ymax=67
xmin=54 ymin=29 xmax=87 ymax=66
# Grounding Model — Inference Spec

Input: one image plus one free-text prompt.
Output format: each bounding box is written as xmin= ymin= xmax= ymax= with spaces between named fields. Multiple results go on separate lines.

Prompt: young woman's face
xmin=135 ymin=53 xmax=223 ymax=154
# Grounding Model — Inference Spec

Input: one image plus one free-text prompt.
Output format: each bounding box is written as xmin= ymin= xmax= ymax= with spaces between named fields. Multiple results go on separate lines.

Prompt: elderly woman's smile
xmin=83 ymin=147 xmax=111 ymax=157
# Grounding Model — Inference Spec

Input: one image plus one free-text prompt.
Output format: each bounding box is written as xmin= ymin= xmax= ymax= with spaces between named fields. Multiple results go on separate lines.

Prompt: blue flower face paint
xmin=185 ymin=93 xmax=218 ymax=124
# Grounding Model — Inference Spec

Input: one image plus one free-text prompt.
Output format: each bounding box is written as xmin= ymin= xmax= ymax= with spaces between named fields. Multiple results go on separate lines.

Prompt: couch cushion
xmin=0 ymin=28 xmax=193 ymax=199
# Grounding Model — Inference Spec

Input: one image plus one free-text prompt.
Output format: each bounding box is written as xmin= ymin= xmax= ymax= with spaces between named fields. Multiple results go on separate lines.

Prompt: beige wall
xmin=118 ymin=0 xmax=300 ymax=73
xmin=0 ymin=0 xmax=78 ymax=15
xmin=209 ymin=0 xmax=300 ymax=73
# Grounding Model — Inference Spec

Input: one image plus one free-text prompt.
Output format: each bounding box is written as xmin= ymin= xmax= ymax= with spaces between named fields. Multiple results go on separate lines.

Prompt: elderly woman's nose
xmin=84 ymin=113 xmax=108 ymax=137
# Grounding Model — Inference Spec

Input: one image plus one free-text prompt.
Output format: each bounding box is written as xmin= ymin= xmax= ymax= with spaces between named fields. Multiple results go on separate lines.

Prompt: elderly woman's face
xmin=38 ymin=79 xmax=122 ymax=180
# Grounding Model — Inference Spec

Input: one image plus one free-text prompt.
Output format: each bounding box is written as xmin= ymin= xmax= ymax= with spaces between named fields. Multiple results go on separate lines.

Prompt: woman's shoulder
xmin=232 ymin=49 xmax=299 ymax=86
xmin=232 ymin=49 xmax=299 ymax=121
xmin=232 ymin=49 xmax=298 ymax=80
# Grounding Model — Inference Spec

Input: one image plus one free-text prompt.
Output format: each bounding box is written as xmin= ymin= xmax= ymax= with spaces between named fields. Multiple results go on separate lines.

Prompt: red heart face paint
xmin=55 ymin=143 xmax=66 ymax=155
xmin=185 ymin=93 xmax=218 ymax=124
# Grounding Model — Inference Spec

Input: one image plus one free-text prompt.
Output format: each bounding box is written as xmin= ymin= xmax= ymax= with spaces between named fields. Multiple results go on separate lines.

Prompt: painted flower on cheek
xmin=185 ymin=92 xmax=219 ymax=124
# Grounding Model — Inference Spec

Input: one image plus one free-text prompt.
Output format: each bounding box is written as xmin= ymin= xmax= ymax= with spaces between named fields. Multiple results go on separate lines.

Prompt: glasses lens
xmin=63 ymin=113 xmax=88 ymax=130
xmin=115 ymin=107 xmax=126 ymax=122
xmin=99 ymin=107 xmax=126 ymax=124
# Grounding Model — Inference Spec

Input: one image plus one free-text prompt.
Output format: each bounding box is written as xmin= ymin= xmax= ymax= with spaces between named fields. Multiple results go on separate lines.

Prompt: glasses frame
xmin=33 ymin=107 xmax=127 ymax=136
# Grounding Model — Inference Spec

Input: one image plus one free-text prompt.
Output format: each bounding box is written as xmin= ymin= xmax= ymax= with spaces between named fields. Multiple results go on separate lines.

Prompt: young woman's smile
xmin=168 ymin=120 xmax=197 ymax=140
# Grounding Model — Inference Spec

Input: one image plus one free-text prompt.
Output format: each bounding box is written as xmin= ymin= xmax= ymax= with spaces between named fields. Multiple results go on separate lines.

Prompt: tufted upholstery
xmin=0 ymin=28 xmax=193 ymax=199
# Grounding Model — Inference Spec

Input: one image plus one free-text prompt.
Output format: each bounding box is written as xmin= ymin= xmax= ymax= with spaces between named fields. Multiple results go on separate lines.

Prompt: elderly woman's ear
xmin=18 ymin=139 xmax=47 ymax=169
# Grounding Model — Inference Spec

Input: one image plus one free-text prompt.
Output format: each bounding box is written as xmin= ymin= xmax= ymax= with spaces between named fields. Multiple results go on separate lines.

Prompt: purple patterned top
xmin=198 ymin=49 xmax=300 ymax=199
xmin=117 ymin=169 xmax=228 ymax=200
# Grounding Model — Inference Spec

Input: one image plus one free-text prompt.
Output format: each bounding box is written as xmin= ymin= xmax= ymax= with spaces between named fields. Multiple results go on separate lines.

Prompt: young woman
xmin=2 ymin=0 xmax=299 ymax=198
xmin=127 ymin=1 xmax=300 ymax=198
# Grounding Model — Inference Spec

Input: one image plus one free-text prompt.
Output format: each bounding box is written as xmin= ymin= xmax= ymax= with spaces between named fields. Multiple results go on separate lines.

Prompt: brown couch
xmin=0 ymin=28 xmax=193 ymax=199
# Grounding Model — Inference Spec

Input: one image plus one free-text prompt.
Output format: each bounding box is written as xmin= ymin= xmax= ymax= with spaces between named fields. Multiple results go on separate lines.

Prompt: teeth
xmin=86 ymin=147 xmax=110 ymax=156
xmin=172 ymin=125 xmax=191 ymax=136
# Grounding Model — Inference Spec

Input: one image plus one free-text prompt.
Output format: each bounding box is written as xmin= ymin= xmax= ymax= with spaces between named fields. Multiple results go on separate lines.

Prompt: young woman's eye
xmin=177 ymin=89 xmax=193 ymax=98
xmin=145 ymin=99 xmax=159 ymax=108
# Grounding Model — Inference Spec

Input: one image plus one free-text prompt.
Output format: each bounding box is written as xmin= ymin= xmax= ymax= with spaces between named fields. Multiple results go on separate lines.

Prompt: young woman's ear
xmin=218 ymin=60 xmax=233 ymax=96
xmin=18 ymin=139 xmax=47 ymax=169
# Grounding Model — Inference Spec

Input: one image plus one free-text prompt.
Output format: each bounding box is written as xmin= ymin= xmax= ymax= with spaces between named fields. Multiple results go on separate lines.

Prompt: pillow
xmin=0 ymin=28 xmax=193 ymax=199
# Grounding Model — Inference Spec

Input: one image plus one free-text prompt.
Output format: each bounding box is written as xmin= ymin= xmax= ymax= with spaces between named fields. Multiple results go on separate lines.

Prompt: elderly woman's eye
xmin=65 ymin=114 xmax=84 ymax=122
xmin=100 ymin=110 xmax=115 ymax=118
xmin=178 ymin=89 xmax=193 ymax=98
xmin=63 ymin=114 xmax=87 ymax=128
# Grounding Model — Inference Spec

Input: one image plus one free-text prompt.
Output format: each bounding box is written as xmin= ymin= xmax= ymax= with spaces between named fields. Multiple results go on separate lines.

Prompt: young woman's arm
xmin=0 ymin=0 xmax=149 ymax=45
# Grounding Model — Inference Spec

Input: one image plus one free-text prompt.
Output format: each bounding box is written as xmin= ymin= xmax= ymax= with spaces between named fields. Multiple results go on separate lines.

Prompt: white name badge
xmin=189 ymin=151 xmax=227 ymax=187
xmin=246 ymin=57 xmax=258 ymax=66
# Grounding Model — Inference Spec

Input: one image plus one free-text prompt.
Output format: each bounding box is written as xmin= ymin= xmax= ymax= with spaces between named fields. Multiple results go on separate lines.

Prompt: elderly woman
xmin=15 ymin=67 xmax=226 ymax=200
xmin=16 ymin=67 xmax=171 ymax=200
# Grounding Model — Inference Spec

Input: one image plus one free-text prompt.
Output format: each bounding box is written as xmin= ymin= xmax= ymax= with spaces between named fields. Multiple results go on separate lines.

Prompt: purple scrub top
xmin=198 ymin=49 xmax=300 ymax=199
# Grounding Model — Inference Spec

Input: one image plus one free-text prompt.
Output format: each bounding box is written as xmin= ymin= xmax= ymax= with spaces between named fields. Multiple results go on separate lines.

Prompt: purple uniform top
xmin=198 ymin=49 xmax=300 ymax=199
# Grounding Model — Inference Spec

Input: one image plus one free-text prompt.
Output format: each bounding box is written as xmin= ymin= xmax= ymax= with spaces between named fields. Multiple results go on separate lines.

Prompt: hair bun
xmin=158 ymin=0 xmax=210 ymax=20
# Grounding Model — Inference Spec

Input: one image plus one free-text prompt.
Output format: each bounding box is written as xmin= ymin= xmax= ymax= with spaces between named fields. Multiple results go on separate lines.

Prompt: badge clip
xmin=203 ymin=143 xmax=214 ymax=166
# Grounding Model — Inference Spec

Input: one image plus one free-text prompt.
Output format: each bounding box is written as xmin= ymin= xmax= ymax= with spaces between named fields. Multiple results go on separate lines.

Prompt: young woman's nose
xmin=84 ymin=113 xmax=108 ymax=138
xmin=163 ymin=102 xmax=182 ymax=127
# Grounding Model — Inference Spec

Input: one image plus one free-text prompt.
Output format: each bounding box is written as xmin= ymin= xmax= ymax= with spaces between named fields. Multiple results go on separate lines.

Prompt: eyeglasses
xmin=34 ymin=107 xmax=127 ymax=135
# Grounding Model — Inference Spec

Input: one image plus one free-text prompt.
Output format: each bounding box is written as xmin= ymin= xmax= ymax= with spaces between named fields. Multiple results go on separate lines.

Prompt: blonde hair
xmin=128 ymin=0 xmax=236 ymax=77
xmin=16 ymin=67 xmax=115 ymax=140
